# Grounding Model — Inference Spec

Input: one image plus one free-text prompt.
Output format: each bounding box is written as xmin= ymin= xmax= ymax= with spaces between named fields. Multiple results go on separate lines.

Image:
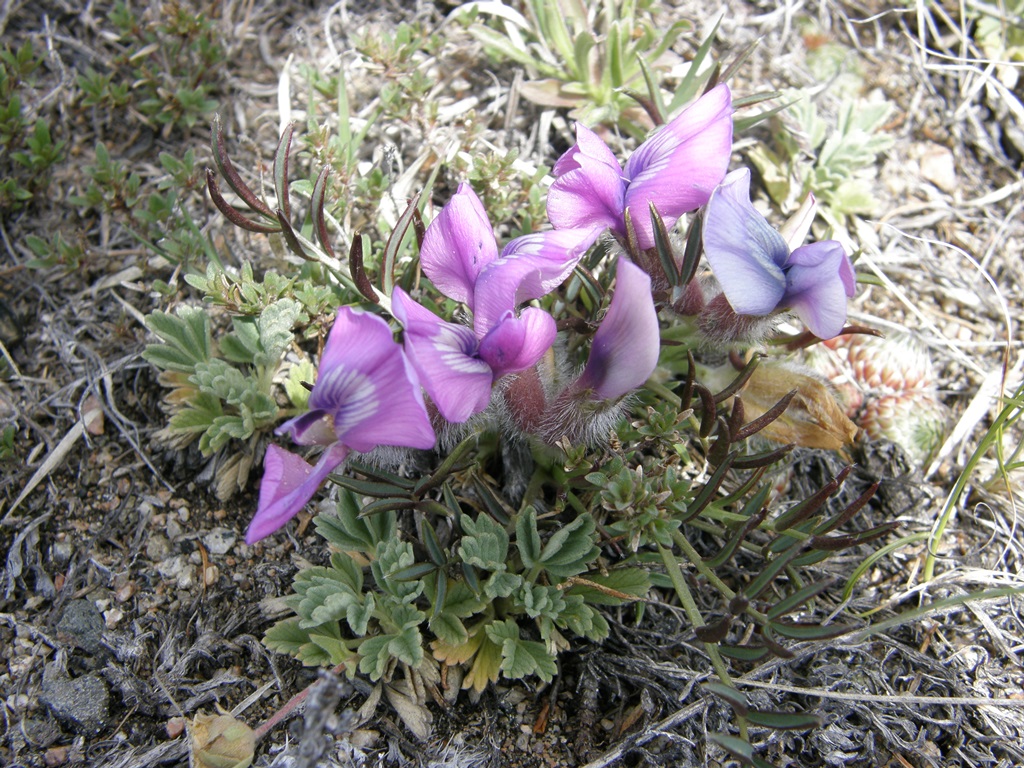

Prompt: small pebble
xmin=44 ymin=745 xmax=69 ymax=767
xmin=146 ymin=534 xmax=172 ymax=561
xmin=202 ymin=528 xmax=236 ymax=556
xmin=166 ymin=716 xmax=185 ymax=739
xmin=166 ymin=517 xmax=183 ymax=540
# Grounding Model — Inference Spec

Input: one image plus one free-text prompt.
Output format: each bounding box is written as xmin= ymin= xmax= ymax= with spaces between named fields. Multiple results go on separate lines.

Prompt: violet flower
xmin=576 ymin=258 xmax=660 ymax=400
xmin=247 ymin=308 xmax=435 ymax=544
xmin=547 ymin=83 xmax=733 ymax=251
xmin=538 ymin=258 xmax=660 ymax=446
xmin=702 ymin=168 xmax=856 ymax=339
xmin=394 ymin=183 xmax=596 ymax=423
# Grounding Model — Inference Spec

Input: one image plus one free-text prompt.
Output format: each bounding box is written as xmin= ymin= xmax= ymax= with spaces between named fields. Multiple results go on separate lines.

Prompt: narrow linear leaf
xmin=769 ymin=620 xmax=851 ymax=641
xmin=704 ymin=682 xmax=748 ymax=716
xmin=382 ymin=192 xmax=422 ymax=297
xmin=718 ymin=644 xmax=770 ymax=662
xmin=766 ymin=579 xmax=834 ymax=621
xmin=211 ymin=114 xmax=274 ymax=217
xmin=709 ymin=733 xmax=754 ymax=761
xmin=311 ymin=166 xmax=338 ymax=260
xmin=277 ymin=210 xmax=315 ymax=260
xmin=649 ymin=203 xmax=679 ymax=287
xmin=348 ymin=235 xmax=379 ymax=304
xmin=772 ymin=465 xmax=853 ymax=532
xmin=274 ymin=123 xmax=294 ymax=221
xmin=206 ymin=170 xmax=280 ymax=233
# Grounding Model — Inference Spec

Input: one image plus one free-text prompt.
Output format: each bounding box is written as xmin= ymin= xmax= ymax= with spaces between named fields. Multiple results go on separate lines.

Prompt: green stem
xmin=670 ymin=529 xmax=768 ymax=625
xmin=924 ymin=379 xmax=1024 ymax=581
xmin=656 ymin=541 xmax=748 ymax=740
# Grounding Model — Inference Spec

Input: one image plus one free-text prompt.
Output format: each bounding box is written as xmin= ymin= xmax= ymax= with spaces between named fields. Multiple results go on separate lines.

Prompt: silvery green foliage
xmin=266 ymin=488 xmax=648 ymax=689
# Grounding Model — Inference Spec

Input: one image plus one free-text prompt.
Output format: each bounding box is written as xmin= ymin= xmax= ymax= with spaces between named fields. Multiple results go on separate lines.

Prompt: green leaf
xmin=357 ymin=635 xmax=392 ymax=680
xmin=306 ymin=590 xmax=359 ymax=628
xmin=766 ymin=580 xmax=833 ymax=621
xmin=515 ymin=508 xmax=542 ymax=571
xmin=483 ymin=570 xmax=521 ymax=600
xmin=769 ymin=621 xmax=851 ymax=640
xmin=565 ymin=568 xmax=651 ymax=605
xmin=221 ymin=318 xmax=261 ymax=364
xmin=486 ymin=620 xmax=557 ymax=682
xmin=347 ymin=594 xmax=374 ymax=636
xmin=443 ymin=580 xmax=487 ymax=618
xmin=263 ymin=618 xmax=309 ymax=656
xmin=709 ymin=733 xmax=754 ymax=761
xmin=429 ymin=612 xmax=469 ymax=647
xmin=745 ymin=710 xmax=822 ymax=730
xmin=168 ymin=392 xmax=224 ymax=434
xmin=535 ymin=514 xmax=599 ymax=578
xmin=388 ymin=562 xmax=438 ymax=582
xmin=458 ymin=513 xmax=509 ymax=571
xmin=255 ymin=298 xmax=303 ymax=366
xmin=284 ymin=359 xmax=316 ymax=410
xmin=307 ymin=627 xmax=356 ymax=667
xmin=329 ymin=551 xmax=364 ymax=592
xmin=704 ymin=682 xmax=749 ymax=716
xmin=315 ymin=493 xmax=395 ymax=551
xmin=372 ymin=538 xmax=422 ymax=603
xmin=143 ymin=307 xmax=212 ymax=371
xmin=387 ymin=626 xmax=424 ymax=667
xmin=718 ymin=644 xmax=770 ymax=662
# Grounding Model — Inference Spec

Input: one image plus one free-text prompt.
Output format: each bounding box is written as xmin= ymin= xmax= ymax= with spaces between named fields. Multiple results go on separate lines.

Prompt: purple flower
xmin=576 ymin=258 xmax=660 ymax=400
xmin=395 ymin=183 xmax=595 ymax=422
xmin=548 ymin=83 xmax=733 ymax=251
xmin=703 ymin=168 xmax=856 ymax=339
xmin=247 ymin=308 xmax=435 ymax=544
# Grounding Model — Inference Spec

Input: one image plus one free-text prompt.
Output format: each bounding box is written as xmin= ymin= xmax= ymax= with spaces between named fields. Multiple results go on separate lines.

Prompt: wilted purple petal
xmin=577 ymin=259 xmax=659 ymax=400
xmin=623 ymin=83 xmax=733 ymax=249
xmin=472 ymin=228 xmax=598 ymax=335
xmin=548 ymin=124 xmax=627 ymax=235
xmin=784 ymin=241 xmax=856 ymax=339
xmin=703 ymin=168 xmax=788 ymax=315
xmin=247 ymin=442 xmax=350 ymax=544
xmin=420 ymin=182 xmax=498 ymax=308
xmin=392 ymin=288 xmax=494 ymax=423
xmin=477 ymin=307 xmax=556 ymax=379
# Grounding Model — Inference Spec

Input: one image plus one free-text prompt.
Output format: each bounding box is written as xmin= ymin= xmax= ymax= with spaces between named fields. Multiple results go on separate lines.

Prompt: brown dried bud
xmin=732 ymin=363 xmax=858 ymax=451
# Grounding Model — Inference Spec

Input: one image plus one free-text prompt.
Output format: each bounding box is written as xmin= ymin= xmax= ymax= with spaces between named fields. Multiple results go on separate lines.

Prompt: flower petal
xmin=703 ymin=168 xmax=789 ymax=315
xmin=783 ymin=241 xmax=855 ymax=339
xmin=477 ymin=307 xmax=556 ymax=379
xmin=392 ymin=288 xmax=494 ymax=423
xmin=277 ymin=409 xmax=336 ymax=446
xmin=420 ymin=182 xmax=498 ymax=308
xmin=306 ymin=307 xmax=434 ymax=453
xmin=471 ymin=228 xmax=599 ymax=335
xmin=548 ymin=124 xmax=626 ymax=235
xmin=577 ymin=259 xmax=660 ymax=400
xmin=246 ymin=442 xmax=349 ymax=544
xmin=623 ymin=83 xmax=733 ymax=248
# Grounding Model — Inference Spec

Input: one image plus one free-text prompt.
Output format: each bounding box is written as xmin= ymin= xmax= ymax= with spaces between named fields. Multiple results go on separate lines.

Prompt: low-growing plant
xmin=107 ymin=0 xmax=224 ymax=136
xmin=0 ymin=41 xmax=65 ymax=212
xmin=142 ymin=17 xmax=902 ymax=761
xmin=454 ymin=0 xmax=693 ymax=134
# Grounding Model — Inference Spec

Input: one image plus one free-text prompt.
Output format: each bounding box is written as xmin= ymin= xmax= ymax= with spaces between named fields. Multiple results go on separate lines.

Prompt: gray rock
xmin=40 ymin=663 xmax=111 ymax=735
xmin=56 ymin=599 xmax=107 ymax=658
xmin=202 ymin=527 xmax=236 ymax=556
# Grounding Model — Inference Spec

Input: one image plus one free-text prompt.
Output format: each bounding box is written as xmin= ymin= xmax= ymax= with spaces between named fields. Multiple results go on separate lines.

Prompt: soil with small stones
xmin=2 ymin=1 xmax=1023 ymax=767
